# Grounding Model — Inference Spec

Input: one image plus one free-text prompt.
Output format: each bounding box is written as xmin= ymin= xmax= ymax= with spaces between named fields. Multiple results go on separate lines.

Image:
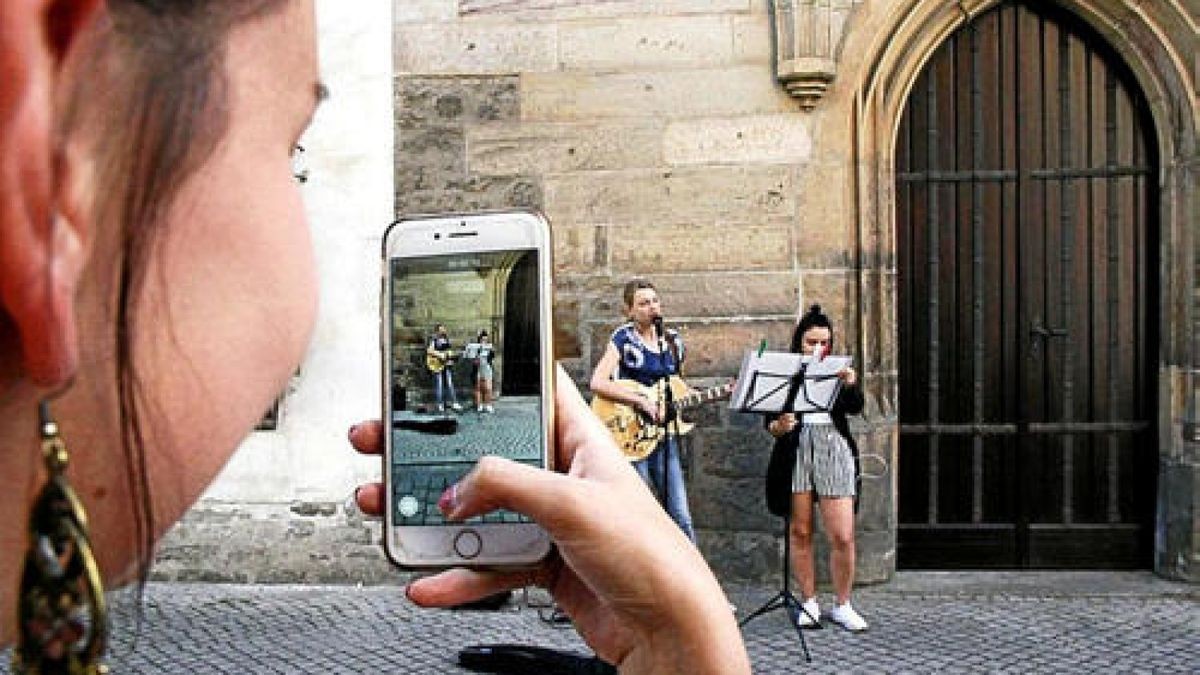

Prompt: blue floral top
xmin=610 ymin=322 xmax=684 ymax=386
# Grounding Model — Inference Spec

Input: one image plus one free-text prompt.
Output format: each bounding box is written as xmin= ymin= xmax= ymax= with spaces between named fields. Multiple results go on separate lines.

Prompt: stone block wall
xmin=152 ymin=0 xmax=1196 ymax=589
xmin=390 ymin=0 xmax=892 ymax=586
xmin=152 ymin=502 xmax=397 ymax=586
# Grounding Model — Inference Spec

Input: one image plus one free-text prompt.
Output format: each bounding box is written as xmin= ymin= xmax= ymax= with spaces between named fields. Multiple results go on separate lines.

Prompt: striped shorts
xmin=792 ymin=423 xmax=857 ymax=497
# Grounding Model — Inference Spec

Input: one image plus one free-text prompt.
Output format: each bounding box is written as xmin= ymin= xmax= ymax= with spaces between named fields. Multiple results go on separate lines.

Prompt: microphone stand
xmin=652 ymin=317 xmax=679 ymax=529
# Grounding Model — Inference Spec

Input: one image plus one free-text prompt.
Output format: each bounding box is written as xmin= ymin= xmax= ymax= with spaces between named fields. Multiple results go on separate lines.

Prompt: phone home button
xmin=453 ymin=530 xmax=483 ymax=559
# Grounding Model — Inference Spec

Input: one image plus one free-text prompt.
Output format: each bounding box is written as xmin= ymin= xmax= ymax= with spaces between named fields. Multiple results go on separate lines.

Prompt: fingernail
xmin=438 ymin=484 xmax=458 ymax=515
xmin=347 ymin=424 xmax=360 ymax=441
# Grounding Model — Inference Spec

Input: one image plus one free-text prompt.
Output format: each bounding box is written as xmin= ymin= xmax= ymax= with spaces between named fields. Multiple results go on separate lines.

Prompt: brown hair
xmin=622 ymin=278 xmax=656 ymax=308
xmin=60 ymin=0 xmax=288 ymax=578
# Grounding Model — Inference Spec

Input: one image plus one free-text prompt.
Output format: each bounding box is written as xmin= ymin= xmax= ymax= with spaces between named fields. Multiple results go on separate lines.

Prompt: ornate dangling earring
xmin=12 ymin=402 xmax=108 ymax=674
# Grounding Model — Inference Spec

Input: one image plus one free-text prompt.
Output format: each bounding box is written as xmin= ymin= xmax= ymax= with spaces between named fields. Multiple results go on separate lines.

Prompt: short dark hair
xmin=622 ymin=278 xmax=656 ymax=307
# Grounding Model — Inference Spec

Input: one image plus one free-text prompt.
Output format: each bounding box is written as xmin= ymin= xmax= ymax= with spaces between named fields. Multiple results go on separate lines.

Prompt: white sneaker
xmin=795 ymin=597 xmax=820 ymax=628
xmin=450 ymin=403 xmax=463 ymax=412
xmin=484 ymin=404 xmax=495 ymax=413
xmin=828 ymin=602 xmax=868 ymax=632
xmin=436 ymin=404 xmax=445 ymax=412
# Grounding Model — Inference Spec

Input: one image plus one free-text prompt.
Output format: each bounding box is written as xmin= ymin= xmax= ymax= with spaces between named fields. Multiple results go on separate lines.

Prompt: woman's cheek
xmin=268 ymin=187 xmax=319 ymax=367
xmin=131 ymin=170 xmax=316 ymax=526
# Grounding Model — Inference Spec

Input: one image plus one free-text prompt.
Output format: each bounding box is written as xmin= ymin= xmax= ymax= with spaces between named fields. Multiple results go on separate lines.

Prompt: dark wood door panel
xmin=896 ymin=1 xmax=1157 ymax=569
xmin=898 ymin=525 xmax=1018 ymax=570
xmin=1027 ymin=524 xmax=1146 ymax=569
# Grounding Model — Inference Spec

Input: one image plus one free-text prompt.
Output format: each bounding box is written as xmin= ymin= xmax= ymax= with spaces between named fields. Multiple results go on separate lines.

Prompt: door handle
xmin=1029 ymin=323 xmax=1067 ymax=339
xmin=1029 ymin=318 xmax=1067 ymax=358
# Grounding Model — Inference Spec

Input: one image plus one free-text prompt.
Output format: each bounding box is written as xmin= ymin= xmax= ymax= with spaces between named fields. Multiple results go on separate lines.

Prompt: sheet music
xmin=729 ymin=350 xmax=851 ymax=413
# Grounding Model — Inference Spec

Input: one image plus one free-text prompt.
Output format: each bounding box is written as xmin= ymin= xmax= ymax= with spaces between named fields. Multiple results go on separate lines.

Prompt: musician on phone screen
xmin=427 ymin=323 xmax=462 ymax=412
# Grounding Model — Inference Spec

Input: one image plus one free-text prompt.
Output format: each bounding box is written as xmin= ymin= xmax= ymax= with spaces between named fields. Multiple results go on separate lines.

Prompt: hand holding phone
xmin=347 ymin=369 xmax=752 ymax=673
xmin=382 ymin=211 xmax=555 ymax=568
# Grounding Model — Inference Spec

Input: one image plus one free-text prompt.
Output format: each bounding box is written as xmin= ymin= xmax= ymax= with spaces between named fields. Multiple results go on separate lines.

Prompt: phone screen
xmin=387 ymin=248 xmax=543 ymax=527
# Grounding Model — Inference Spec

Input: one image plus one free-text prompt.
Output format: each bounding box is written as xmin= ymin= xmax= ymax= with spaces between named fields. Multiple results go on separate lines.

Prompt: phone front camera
xmin=434 ymin=233 xmax=441 ymax=240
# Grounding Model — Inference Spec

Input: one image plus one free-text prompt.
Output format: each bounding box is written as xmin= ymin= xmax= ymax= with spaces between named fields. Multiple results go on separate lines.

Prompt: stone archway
xmin=842 ymin=0 xmax=1197 ymax=579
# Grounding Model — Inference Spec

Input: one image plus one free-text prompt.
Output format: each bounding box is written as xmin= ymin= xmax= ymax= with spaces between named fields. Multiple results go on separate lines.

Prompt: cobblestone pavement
xmin=392 ymin=395 xmax=543 ymax=464
xmin=2 ymin=572 xmax=1195 ymax=673
xmin=390 ymin=395 xmax=543 ymax=525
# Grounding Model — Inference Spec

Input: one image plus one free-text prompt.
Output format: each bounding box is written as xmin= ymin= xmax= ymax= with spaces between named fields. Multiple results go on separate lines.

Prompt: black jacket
xmin=763 ymin=383 xmax=864 ymax=517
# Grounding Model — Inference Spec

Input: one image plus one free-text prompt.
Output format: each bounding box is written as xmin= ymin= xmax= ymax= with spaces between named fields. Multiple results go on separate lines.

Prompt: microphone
xmin=812 ymin=344 xmax=826 ymax=362
xmin=652 ymin=316 xmax=665 ymax=340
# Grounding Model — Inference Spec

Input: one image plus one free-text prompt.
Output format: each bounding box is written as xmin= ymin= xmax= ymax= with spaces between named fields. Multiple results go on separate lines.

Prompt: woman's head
xmin=790 ymin=304 xmax=834 ymax=356
xmin=478 ymin=330 xmax=490 ymax=343
xmin=0 ymin=0 xmax=323 ymax=638
xmin=622 ymin=278 xmax=660 ymax=326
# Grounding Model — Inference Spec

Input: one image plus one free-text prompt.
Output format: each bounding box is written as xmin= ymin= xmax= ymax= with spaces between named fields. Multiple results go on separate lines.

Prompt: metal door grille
xmin=895 ymin=1 xmax=1157 ymax=568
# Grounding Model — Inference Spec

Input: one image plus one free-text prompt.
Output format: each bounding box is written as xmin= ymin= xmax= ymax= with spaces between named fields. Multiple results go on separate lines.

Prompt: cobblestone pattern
xmin=2 ymin=578 xmax=1194 ymax=674
xmin=392 ymin=395 xmax=544 ymax=466
xmin=733 ymin=591 xmax=1199 ymax=674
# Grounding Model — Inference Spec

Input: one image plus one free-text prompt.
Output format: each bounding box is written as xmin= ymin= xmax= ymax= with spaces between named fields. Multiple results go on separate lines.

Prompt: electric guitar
xmin=590 ymin=376 xmax=735 ymax=461
xmin=426 ymin=349 xmax=455 ymax=373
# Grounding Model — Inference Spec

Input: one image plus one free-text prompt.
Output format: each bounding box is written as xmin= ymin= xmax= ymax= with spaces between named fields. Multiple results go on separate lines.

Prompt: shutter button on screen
xmin=453 ymin=530 xmax=483 ymax=559
xmin=398 ymin=495 xmax=419 ymax=518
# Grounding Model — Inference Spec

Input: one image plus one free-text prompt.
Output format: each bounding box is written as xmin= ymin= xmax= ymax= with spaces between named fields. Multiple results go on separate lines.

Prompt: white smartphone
xmin=381 ymin=210 xmax=554 ymax=568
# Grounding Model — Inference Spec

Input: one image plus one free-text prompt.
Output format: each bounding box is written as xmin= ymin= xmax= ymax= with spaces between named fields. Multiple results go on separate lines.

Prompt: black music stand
xmin=730 ymin=350 xmax=849 ymax=662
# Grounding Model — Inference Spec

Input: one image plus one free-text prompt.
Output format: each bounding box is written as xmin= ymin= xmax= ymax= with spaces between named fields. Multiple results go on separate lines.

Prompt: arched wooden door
xmin=501 ymin=250 xmax=539 ymax=396
xmin=896 ymin=1 xmax=1158 ymax=568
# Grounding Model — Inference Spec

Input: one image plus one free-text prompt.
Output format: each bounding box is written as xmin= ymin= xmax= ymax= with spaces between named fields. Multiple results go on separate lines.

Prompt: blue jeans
xmin=633 ymin=437 xmax=697 ymax=544
xmin=433 ymin=370 xmax=458 ymax=406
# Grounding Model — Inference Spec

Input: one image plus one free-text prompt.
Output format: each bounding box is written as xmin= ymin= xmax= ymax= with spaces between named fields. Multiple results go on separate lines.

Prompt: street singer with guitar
xmin=426 ymin=323 xmax=463 ymax=412
xmin=589 ymin=279 xmax=713 ymax=543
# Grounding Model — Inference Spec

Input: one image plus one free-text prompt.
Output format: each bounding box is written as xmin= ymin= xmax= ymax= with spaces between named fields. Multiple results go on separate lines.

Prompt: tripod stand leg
xmin=782 ymin=593 xmax=813 ymax=663
xmin=737 ymin=591 xmax=812 ymax=663
xmin=737 ymin=592 xmax=786 ymax=627
xmin=735 ymin=513 xmax=814 ymax=663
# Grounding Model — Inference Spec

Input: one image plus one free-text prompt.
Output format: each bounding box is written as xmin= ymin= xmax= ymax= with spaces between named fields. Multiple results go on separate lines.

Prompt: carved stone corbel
xmin=772 ymin=0 xmax=864 ymax=110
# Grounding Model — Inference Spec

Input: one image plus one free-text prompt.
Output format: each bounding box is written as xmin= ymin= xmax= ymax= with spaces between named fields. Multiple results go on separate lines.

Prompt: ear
xmin=0 ymin=0 xmax=103 ymax=388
